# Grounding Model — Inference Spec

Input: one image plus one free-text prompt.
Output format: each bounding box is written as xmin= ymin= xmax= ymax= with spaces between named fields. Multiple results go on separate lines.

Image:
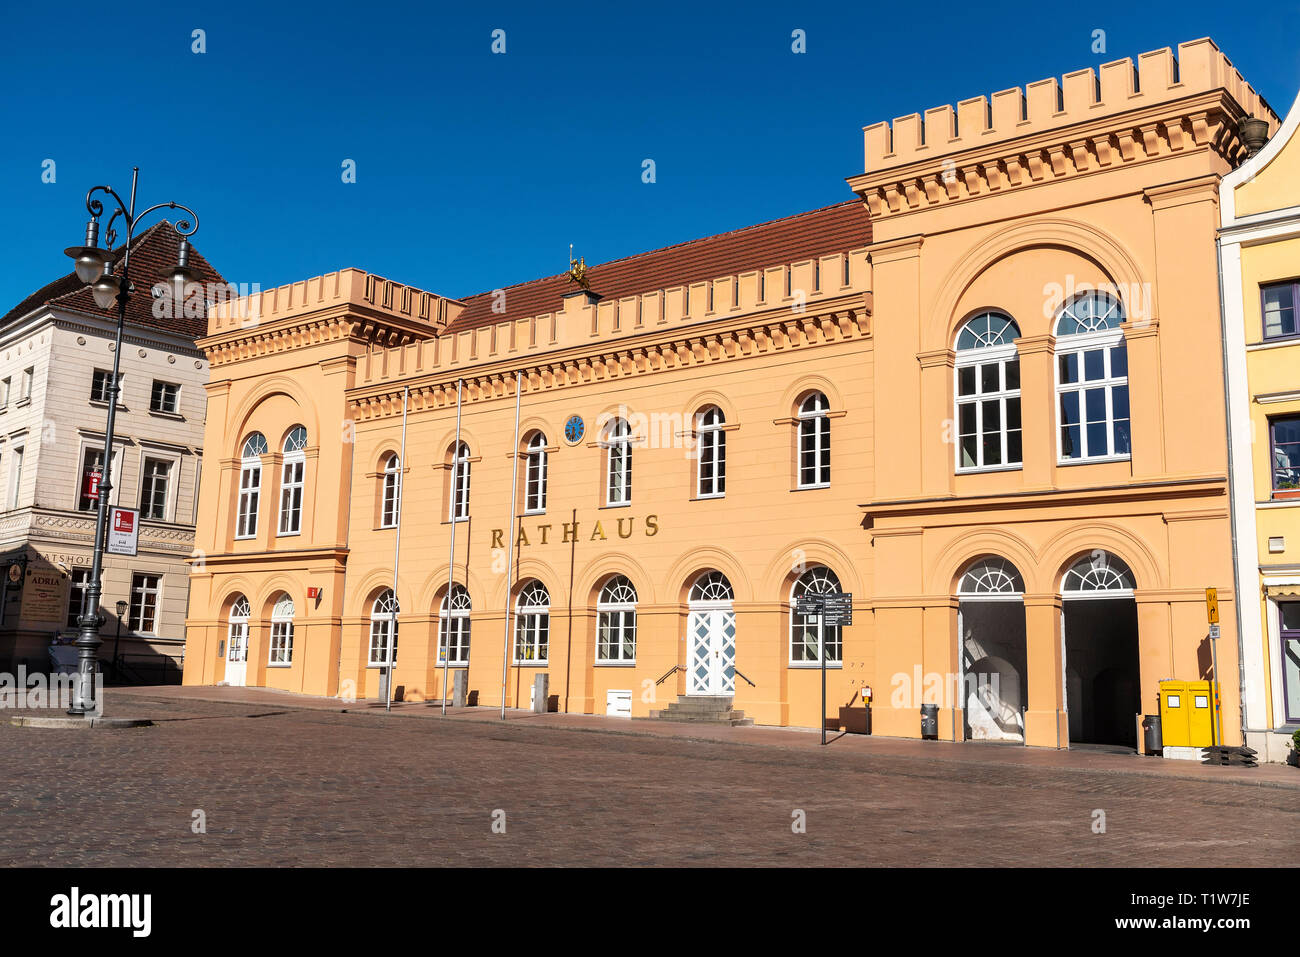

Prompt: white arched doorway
xmin=1061 ymin=551 xmax=1140 ymax=748
xmin=225 ymin=595 xmax=250 ymax=687
xmin=687 ymin=571 xmax=735 ymax=696
xmin=957 ymin=557 xmax=1027 ymax=743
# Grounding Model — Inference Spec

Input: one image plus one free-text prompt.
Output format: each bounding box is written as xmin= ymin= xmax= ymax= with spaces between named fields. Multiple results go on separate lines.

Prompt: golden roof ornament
xmin=566 ymin=243 xmax=591 ymax=291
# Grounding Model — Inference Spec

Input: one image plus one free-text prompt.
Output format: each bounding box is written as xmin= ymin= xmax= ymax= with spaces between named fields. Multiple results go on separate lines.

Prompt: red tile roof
xmin=0 ymin=221 xmax=225 ymax=340
xmin=451 ymin=200 xmax=871 ymax=331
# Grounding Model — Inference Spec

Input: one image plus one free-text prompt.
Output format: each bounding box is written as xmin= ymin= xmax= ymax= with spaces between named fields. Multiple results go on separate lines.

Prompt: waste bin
xmin=1142 ymin=713 xmax=1162 ymax=755
xmin=920 ymin=703 xmax=939 ymax=740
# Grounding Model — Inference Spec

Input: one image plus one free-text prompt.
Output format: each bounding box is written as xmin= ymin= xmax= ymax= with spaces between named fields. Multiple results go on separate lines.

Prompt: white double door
xmin=226 ymin=621 xmax=248 ymax=686
xmin=688 ymin=608 xmax=736 ymax=695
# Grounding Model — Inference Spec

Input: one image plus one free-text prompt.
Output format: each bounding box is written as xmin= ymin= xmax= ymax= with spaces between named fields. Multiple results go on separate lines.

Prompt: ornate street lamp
xmin=61 ymin=168 xmax=200 ymax=716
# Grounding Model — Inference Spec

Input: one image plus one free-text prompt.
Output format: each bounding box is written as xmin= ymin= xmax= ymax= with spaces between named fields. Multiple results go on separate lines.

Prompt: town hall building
xmin=183 ymin=39 xmax=1278 ymax=749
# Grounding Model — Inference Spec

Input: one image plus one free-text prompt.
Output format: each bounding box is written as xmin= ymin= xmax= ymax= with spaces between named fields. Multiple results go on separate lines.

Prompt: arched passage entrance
xmin=956 ymin=557 xmax=1027 ymax=743
xmin=1061 ymin=552 xmax=1141 ymax=749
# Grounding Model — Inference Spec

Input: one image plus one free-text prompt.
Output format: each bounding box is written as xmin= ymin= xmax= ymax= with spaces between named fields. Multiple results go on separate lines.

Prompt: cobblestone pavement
xmin=1 ymin=690 xmax=1295 ymax=867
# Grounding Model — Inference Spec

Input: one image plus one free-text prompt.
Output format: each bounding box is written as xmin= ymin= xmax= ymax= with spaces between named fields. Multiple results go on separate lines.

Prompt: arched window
xmin=269 ymin=593 xmax=295 ymax=665
xmin=797 ymin=393 xmax=830 ymax=488
xmin=278 ymin=426 xmax=307 ymax=535
xmin=597 ymin=576 xmax=638 ymax=663
xmin=604 ymin=417 xmax=632 ymax=506
xmin=696 ymin=407 xmax=726 ymax=498
xmin=689 ymin=571 xmax=734 ymax=604
xmin=380 ymin=453 xmax=401 ymax=529
xmin=449 ymin=442 xmax=471 ymax=521
xmin=513 ymin=580 xmax=550 ymax=664
xmin=438 ymin=584 xmax=471 ymax=666
xmin=1062 ymin=552 xmax=1136 ymax=596
xmin=524 ymin=432 xmax=548 ymax=514
xmin=957 ymin=557 xmax=1026 ymax=597
xmin=955 ymin=312 xmax=1022 ymax=471
xmin=1055 ymin=291 xmax=1130 ymax=462
xmin=368 ymin=589 xmax=399 ymax=666
xmin=790 ymin=566 xmax=843 ymax=664
xmin=236 ymin=432 xmax=267 ymax=539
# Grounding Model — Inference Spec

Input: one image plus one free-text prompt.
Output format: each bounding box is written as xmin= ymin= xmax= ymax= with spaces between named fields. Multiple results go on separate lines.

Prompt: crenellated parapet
xmin=850 ymin=38 xmax=1278 ymax=220
xmin=200 ymin=267 xmax=461 ymax=365
xmin=347 ymin=248 xmax=873 ymax=419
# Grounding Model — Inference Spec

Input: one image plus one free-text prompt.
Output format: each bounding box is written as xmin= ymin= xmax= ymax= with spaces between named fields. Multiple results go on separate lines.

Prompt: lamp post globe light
xmin=61 ymin=167 xmax=201 ymax=716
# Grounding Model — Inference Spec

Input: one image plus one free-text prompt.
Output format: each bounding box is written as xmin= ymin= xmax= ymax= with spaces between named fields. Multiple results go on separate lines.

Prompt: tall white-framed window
xmin=789 ymin=565 xmax=843 ymax=665
xmin=368 ymin=589 xmax=399 ymax=666
xmin=269 ymin=593 xmax=295 ymax=665
xmin=1055 ymin=291 xmax=1130 ymax=463
xmin=955 ymin=312 xmax=1022 ymax=472
xmin=524 ymin=432 xmax=547 ymax=514
xmin=450 ymin=442 xmax=471 ymax=521
xmin=236 ymin=432 xmax=267 ymax=539
xmin=129 ymin=573 xmax=161 ymax=634
xmin=604 ymin=417 xmax=632 ymax=506
xmin=513 ymin=580 xmax=550 ymax=664
xmin=9 ymin=446 xmax=23 ymax=509
xmin=278 ymin=426 xmax=307 ymax=535
xmin=140 ymin=457 xmax=171 ymax=520
xmin=380 ymin=453 xmax=401 ymax=529
xmin=438 ymin=583 xmax=471 ymax=666
xmin=797 ymin=392 xmax=831 ymax=488
xmin=596 ymin=576 xmax=638 ymax=664
xmin=696 ymin=406 xmax=726 ymax=498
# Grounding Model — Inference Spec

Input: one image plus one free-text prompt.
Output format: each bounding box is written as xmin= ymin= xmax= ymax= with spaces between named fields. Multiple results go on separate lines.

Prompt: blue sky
xmin=2 ymin=0 xmax=1298 ymax=310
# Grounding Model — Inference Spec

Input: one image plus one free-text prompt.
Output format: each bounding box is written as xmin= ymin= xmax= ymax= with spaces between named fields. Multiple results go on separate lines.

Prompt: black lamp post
xmin=62 ymin=168 xmax=200 ymax=716
xmin=113 ymin=599 xmax=128 ymax=678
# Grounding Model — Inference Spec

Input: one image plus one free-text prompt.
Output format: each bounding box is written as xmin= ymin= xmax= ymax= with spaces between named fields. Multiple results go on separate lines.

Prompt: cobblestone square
xmin=0 ymin=689 xmax=1294 ymax=867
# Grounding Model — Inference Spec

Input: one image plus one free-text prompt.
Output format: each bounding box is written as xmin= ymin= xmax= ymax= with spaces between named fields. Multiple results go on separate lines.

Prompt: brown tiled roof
xmin=451 ymin=200 xmax=871 ymax=331
xmin=0 ymin=221 xmax=225 ymax=340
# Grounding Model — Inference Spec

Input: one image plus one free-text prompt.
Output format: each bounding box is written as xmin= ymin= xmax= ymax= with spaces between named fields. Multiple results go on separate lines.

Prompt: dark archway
xmin=1061 ymin=552 xmax=1141 ymax=749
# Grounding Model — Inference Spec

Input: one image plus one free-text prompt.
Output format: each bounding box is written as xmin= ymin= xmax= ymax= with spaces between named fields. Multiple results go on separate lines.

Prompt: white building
xmin=0 ymin=222 xmax=221 ymax=680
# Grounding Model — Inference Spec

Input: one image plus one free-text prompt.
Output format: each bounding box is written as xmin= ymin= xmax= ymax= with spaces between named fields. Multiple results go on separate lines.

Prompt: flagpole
xmin=385 ymin=385 xmax=410 ymax=713
xmin=442 ymin=378 xmax=463 ymax=716
xmin=499 ymin=371 xmax=522 ymax=719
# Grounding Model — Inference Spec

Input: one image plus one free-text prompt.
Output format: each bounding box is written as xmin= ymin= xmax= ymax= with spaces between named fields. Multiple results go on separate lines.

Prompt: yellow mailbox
xmin=1158 ymin=680 xmax=1217 ymax=747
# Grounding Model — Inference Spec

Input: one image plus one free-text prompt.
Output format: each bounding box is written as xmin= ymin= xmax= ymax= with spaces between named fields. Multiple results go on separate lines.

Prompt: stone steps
xmin=650 ymin=695 xmax=754 ymax=727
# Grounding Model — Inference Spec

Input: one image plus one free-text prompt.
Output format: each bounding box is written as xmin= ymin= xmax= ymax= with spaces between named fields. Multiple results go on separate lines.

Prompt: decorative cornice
xmin=851 ymin=91 xmax=1252 ymax=222
xmin=347 ymin=302 xmax=872 ymax=422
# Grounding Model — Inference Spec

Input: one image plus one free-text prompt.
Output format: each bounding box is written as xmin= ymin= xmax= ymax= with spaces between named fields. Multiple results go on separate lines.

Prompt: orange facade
xmin=184 ymin=38 xmax=1277 ymax=747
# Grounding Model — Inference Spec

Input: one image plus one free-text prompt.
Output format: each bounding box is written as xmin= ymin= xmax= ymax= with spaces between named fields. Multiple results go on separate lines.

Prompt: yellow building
xmin=1220 ymin=89 xmax=1300 ymax=763
xmin=184 ymin=39 xmax=1278 ymax=749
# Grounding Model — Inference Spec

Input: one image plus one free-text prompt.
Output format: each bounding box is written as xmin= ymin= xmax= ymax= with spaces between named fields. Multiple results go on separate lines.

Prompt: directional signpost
xmin=1205 ymin=587 xmax=1222 ymax=745
xmin=798 ymin=591 xmax=853 ymax=744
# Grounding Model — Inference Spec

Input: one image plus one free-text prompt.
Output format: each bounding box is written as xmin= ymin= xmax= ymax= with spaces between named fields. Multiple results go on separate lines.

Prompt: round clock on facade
xmin=563 ymin=414 xmax=585 ymax=445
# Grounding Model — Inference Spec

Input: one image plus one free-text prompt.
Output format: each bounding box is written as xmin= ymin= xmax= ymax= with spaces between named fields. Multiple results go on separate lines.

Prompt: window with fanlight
xmin=438 ymin=583 xmax=471 ymax=666
xmin=236 ymin=432 xmax=268 ymax=539
xmin=368 ymin=590 xmax=400 ymax=666
xmin=513 ymin=580 xmax=550 ymax=664
xmin=789 ymin=565 xmax=843 ymax=665
xmin=955 ymin=312 xmax=1022 ymax=472
xmin=1055 ymin=291 xmax=1130 ymax=463
xmin=596 ymin=576 xmax=638 ymax=663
